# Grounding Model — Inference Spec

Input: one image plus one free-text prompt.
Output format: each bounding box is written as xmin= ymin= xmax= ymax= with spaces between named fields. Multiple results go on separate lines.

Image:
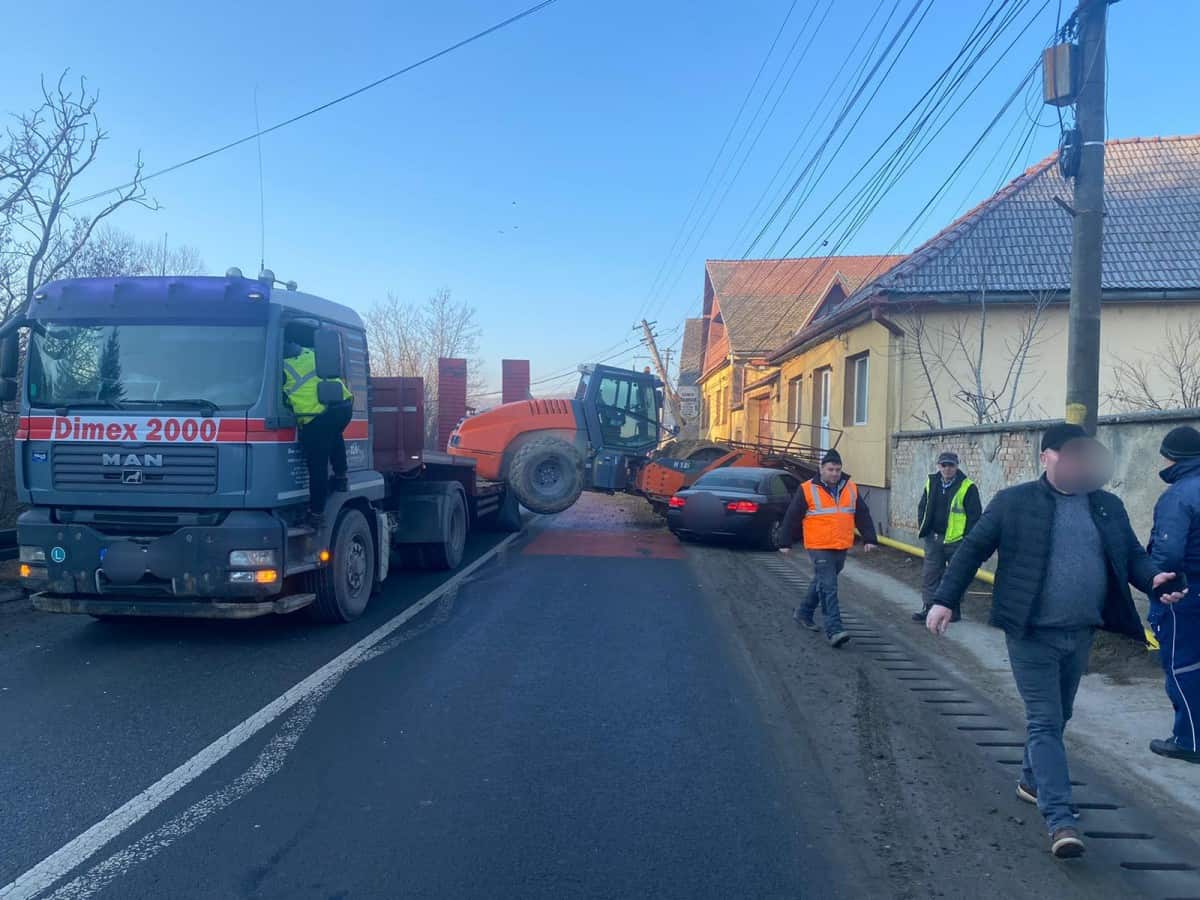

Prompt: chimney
xmin=501 ymin=359 xmax=531 ymax=404
xmin=437 ymin=357 xmax=468 ymax=451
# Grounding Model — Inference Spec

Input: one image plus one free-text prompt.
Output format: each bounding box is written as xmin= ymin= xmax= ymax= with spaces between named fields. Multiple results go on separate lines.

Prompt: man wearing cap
xmin=1147 ymin=425 xmax=1200 ymax=764
xmin=912 ymin=451 xmax=982 ymax=623
xmin=779 ymin=448 xmax=879 ymax=648
xmin=926 ymin=423 xmax=1185 ymax=859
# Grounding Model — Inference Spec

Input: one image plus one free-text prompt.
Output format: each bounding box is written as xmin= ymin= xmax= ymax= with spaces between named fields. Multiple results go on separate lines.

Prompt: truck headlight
xmin=19 ymin=547 xmax=46 ymax=563
xmin=229 ymin=550 xmax=277 ymax=567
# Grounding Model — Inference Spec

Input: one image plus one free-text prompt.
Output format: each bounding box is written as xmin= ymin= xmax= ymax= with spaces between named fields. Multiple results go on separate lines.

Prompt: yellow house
xmin=695 ymin=256 xmax=903 ymax=451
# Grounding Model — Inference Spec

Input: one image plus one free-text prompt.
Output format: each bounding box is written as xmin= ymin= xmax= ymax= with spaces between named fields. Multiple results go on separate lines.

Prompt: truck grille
xmin=52 ymin=445 xmax=218 ymax=495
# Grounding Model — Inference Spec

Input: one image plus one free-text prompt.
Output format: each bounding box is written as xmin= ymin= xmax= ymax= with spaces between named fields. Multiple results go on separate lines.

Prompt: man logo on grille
xmin=102 ymin=453 xmax=163 ymax=467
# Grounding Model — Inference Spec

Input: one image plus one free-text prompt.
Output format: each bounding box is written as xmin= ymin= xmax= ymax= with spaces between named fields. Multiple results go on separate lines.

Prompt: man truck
xmin=1 ymin=270 xmax=518 ymax=623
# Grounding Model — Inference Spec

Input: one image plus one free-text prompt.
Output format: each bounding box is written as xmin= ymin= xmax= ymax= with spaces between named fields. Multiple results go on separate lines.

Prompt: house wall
xmin=889 ymin=410 xmax=1200 ymax=566
xmin=897 ymin=301 xmax=1200 ymax=431
xmin=699 ymin=365 xmax=732 ymax=442
xmin=769 ymin=319 xmax=898 ymax=531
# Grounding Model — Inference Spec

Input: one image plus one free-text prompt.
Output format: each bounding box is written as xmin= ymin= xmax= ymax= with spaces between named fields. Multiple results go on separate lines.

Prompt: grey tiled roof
xmin=835 ymin=136 xmax=1200 ymax=311
xmin=678 ymin=318 xmax=704 ymax=382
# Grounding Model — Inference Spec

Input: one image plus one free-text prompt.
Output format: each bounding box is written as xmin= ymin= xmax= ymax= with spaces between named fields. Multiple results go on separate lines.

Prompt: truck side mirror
xmin=0 ymin=332 xmax=19 ymax=380
xmin=312 ymin=329 xmax=343 ymax=379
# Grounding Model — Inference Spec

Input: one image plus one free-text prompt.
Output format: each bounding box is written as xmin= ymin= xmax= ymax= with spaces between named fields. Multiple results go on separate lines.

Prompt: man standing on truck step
xmin=779 ymin=448 xmax=878 ymax=648
xmin=283 ymin=342 xmax=353 ymax=528
xmin=912 ymin=451 xmax=982 ymax=624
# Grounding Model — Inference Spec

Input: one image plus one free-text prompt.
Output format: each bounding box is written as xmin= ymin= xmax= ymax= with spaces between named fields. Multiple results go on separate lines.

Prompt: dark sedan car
xmin=666 ymin=467 xmax=801 ymax=549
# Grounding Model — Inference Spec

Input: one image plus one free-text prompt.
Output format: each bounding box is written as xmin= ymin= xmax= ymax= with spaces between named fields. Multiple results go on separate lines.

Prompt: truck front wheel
xmin=508 ymin=437 xmax=584 ymax=514
xmin=311 ymin=508 xmax=375 ymax=623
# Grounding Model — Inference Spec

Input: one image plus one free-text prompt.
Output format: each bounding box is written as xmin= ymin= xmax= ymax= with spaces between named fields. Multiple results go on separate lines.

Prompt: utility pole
xmin=1064 ymin=0 xmax=1107 ymax=434
xmin=639 ymin=319 xmax=684 ymax=428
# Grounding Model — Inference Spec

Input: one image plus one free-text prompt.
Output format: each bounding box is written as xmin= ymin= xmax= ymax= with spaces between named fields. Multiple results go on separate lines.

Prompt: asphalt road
xmin=0 ymin=496 xmax=1172 ymax=898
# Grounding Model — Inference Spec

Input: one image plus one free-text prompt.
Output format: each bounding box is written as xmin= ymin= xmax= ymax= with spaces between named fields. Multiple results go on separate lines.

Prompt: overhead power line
xmin=38 ymin=0 xmax=562 ymax=215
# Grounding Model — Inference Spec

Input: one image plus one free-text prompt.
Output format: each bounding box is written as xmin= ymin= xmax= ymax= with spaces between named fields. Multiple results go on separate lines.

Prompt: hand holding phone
xmin=1153 ymin=572 xmax=1189 ymax=604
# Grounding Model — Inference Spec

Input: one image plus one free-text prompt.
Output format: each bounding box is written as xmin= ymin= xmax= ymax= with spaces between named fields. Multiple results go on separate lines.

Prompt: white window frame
xmin=852 ymin=354 xmax=869 ymax=426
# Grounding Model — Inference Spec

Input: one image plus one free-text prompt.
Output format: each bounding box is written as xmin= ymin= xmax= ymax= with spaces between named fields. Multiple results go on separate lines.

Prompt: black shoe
xmin=329 ymin=475 xmax=349 ymax=493
xmin=1050 ymin=827 xmax=1085 ymax=859
xmin=1150 ymin=737 xmax=1200 ymax=763
xmin=912 ymin=606 xmax=931 ymax=623
xmin=829 ymin=631 xmax=851 ymax=648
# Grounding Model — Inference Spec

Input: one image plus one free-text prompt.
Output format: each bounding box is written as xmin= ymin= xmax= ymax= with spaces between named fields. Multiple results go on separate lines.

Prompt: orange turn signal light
xmin=254 ymin=569 xmax=279 ymax=584
xmin=19 ymin=564 xmax=31 ymax=578
xmin=318 ymin=549 xmax=331 ymax=564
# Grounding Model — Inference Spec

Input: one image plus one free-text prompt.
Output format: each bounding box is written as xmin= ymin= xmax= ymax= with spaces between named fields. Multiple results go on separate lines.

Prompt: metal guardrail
xmin=0 ymin=528 xmax=16 ymax=561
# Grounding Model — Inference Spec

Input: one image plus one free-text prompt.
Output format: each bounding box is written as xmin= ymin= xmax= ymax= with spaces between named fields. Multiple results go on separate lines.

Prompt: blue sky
xmin=3 ymin=0 xmax=1197 ymax=395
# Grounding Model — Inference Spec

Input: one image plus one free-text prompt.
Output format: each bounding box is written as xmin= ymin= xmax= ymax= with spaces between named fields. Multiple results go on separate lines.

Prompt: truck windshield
xmin=27 ymin=323 xmax=267 ymax=409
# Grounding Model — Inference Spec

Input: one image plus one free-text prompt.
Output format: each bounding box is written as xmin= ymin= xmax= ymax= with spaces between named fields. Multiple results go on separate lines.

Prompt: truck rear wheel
xmin=508 ymin=437 xmax=584 ymax=515
xmin=311 ymin=508 xmax=375 ymax=623
xmin=424 ymin=492 xmax=468 ymax=570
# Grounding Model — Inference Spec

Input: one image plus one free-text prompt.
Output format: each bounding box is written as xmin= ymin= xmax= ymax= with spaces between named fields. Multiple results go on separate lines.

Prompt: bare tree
xmin=1106 ymin=319 xmax=1200 ymax=412
xmin=58 ymin=225 xmax=205 ymax=279
xmin=0 ymin=74 xmax=156 ymax=322
xmin=900 ymin=286 xmax=1055 ymax=428
xmin=364 ymin=288 xmax=486 ymax=446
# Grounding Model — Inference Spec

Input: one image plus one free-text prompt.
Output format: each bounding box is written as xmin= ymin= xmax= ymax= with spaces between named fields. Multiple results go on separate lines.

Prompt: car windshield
xmin=27 ymin=323 xmax=266 ymax=409
xmin=694 ymin=470 xmax=764 ymax=492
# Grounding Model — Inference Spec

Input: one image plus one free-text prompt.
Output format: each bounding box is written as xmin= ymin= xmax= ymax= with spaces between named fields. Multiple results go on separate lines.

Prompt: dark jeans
xmin=1006 ymin=628 xmax=1095 ymax=833
xmin=1150 ymin=595 xmax=1200 ymax=752
xmin=799 ymin=549 xmax=847 ymax=637
xmin=300 ymin=402 xmax=353 ymax=513
xmin=921 ymin=535 xmax=960 ymax=607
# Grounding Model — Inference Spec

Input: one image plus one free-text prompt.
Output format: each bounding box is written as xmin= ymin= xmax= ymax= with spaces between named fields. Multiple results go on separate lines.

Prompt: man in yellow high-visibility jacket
xmin=913 ymin=451 xmax=981 ymax=623
xmin=283 ymin=343 xmax=353 ymax=526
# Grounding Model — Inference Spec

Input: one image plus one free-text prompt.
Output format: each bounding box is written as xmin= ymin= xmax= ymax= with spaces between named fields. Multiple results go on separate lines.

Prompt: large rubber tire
xmin=507 ymin=437 xmax=585 ymax=515
xmin=424 ymin=492 xmax=468 ymax=571
xmin=310 ymin=508 xmax=375 ymax=623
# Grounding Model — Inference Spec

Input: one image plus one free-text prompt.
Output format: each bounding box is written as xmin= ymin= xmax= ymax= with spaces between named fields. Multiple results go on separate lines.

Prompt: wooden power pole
xmin=640 ymin=319 xmax=684 ymax=428
xmin=1064 ymin=0 xmax=1108 ymax=434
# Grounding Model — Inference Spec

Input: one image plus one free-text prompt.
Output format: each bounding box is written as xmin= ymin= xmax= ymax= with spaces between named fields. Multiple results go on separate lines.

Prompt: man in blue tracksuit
xmin=1148 ymin=426 xmax=1200 ymax=764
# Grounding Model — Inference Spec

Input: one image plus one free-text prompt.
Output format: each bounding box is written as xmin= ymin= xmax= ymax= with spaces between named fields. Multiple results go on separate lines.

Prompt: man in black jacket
xmin=912 ymin=451 xmax=982 ymax=623
xmin=927 ymin=423 xmax=1186 ymax=860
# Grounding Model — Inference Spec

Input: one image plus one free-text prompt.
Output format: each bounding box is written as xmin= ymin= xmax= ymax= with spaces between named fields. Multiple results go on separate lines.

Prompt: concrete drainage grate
xmin=772 ymin=549 xmax=1200 ymax=896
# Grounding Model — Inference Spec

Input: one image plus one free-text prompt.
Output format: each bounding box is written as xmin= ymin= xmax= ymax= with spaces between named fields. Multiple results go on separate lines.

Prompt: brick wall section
xmin=501 ymin=359 xmax=531 ymax=404
xmin=889 ymin=411 xmax=1200 ymax=557
xmin=437 ymin=358 xmax=468 ymax=452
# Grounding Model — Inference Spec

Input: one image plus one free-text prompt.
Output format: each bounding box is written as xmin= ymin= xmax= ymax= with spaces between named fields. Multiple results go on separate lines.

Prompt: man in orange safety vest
xmin=780 ymin=448 xmax=879 ymax=647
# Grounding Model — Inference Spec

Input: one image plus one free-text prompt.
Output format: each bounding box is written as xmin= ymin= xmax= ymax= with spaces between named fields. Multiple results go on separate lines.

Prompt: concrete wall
xmin=889 ymin=410 xmax=1200 ymax=549
xmin=897 ymin=301 xmax=1200 ymax=431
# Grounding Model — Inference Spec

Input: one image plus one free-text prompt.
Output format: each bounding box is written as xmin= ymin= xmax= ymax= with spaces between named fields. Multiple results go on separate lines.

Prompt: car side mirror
xmin=312 ymin=329 xmax=343 ymax=379
xmin=0 ymin=332 xmax=20 ymax=380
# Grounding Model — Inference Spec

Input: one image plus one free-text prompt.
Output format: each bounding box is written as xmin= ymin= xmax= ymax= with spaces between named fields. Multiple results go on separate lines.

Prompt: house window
xmin=844 ymin=353 xmax=869 ymax=426
xmin=786 ymin=376 xmax=802 ymax=430
xmin=812 ymin=367 xmax=832 ymax=450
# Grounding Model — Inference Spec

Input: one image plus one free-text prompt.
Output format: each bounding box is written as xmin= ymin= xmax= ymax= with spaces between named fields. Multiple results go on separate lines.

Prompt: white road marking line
xmin=48 ymin=589 xmax=464 ymax=900
xmin=0 ymin=531 xmax=522 ymax=900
